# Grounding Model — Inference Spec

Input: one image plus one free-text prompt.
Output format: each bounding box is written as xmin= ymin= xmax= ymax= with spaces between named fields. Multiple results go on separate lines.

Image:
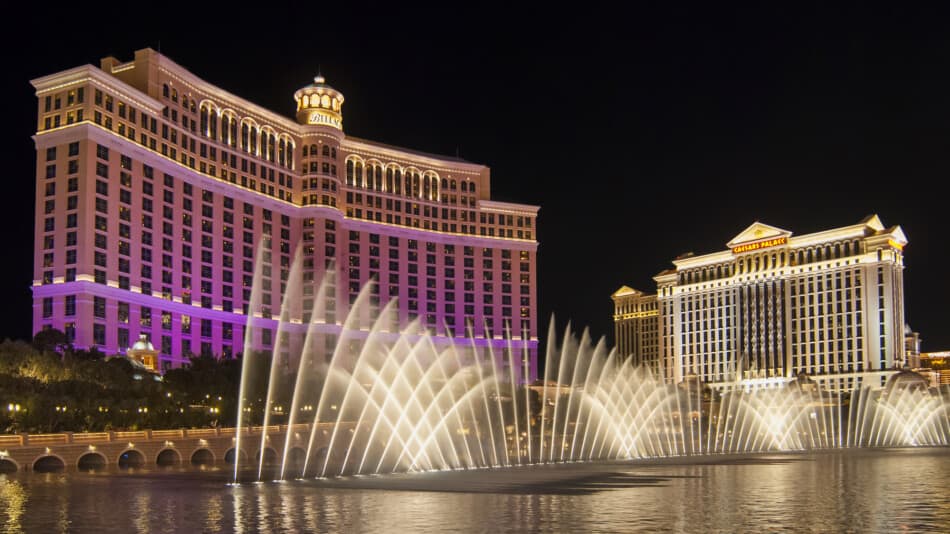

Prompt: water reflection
xmin=204 ymin=493 xmax=223 ymax=533
xmin=131 ymin=489 xmax=151 ymax=534
xmin=0 ymin=476 xmax=26 ymax=534
xmin=0 ymin=450 xmax=947 ymax=532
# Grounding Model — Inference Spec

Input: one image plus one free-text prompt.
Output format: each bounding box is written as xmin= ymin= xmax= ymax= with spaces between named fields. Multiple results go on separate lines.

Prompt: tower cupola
xmin=294 ymin=75 xmax=344 ymax=129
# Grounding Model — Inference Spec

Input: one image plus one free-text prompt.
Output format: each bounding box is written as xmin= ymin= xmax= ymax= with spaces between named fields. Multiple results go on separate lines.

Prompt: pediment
xmin=611 ymin=285 xmax=641 ymax=298
xmin=727 ymin=222 xmax=793 ymax=247
xmin=860 ymin=214 xmax=885 ymax=232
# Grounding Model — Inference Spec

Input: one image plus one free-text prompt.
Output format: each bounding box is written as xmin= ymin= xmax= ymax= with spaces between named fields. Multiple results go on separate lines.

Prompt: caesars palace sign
xmin=732 ymin=236 xmax=788 ymax=254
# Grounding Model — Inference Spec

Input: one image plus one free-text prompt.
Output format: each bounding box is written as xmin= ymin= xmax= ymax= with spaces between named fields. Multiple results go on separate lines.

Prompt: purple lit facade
xmin=31 ymin=48 xmax=539 ymax=379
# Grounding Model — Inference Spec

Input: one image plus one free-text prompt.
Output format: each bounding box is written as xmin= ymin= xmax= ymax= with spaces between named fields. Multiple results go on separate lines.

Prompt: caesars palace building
xmin=612 ymin=215 xmax=908 ymax=393
xmin=30 ymin=48 xmax=539 ymax=379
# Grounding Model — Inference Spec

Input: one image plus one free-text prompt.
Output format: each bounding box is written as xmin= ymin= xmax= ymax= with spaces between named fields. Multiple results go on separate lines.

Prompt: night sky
xmin=2 ymin=4 xmax=949 ymax=351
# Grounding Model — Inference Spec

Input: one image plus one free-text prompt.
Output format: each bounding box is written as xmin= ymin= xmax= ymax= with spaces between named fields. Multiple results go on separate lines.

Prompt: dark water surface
xmin=1 ymin=448 xmax=948 ymax=533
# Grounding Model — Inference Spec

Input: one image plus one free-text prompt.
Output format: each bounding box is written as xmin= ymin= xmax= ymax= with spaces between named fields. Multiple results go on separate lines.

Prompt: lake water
xmin=1 ymin=448 xmax=948 ymax=533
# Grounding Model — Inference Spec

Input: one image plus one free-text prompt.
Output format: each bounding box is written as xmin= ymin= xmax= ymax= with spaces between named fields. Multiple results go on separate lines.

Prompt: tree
xmin=32 ymin=328 xmax=69 ymax=354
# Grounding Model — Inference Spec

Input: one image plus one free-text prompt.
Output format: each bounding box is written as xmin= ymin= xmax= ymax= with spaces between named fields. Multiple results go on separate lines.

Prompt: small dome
xmin=129 ymin=335 xmax=155 ymax=352
xmin=884 ymin=368 xmax=929 ymax=394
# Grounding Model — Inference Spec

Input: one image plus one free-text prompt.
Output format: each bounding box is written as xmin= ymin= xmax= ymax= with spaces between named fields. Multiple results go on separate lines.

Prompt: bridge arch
xmin=256 ymin=447 xmax=279 ymax=466
xmin=190 ymin=448 xmax=215 ymax=466
xmin=156 ymin=448 xmax=182 ymax=466
xmin=285 ymin=447 xmax=306 ymax=468
xmin=32 ymin=454 xmax=66 ymax=473
xmin=224 ymin=447 xmax=248 ymax=465
xmin=117 ymin=449 xmax=146 ymax=469
xmin=300 ymin=446 xmax=330 ymax=476
xmin=77 ymin=451 xmax=108 ymax=471
xmin=0 ymin=457 xmax=19 ymax=473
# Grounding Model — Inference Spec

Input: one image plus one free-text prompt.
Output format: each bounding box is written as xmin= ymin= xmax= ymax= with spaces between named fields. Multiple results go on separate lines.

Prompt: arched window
xmin=355 ymin=161 xmax=363 ymax=187
xmin=278 ymin=139 xmax=286 ymax=166
xmin=331 ymin=147 xmax=337 ymax=159
xmin=171 ymin=89 xmax=178 ymax=103
xmin=469 ymin=183 xmax=477 ymax=195
xmin=346 ymin=160 xmax=354 ymax=186
xmin=200 ymin=107 xmax=209 ymax=137
xmin=441 ymin=178 xmax=448 ymax=189
xmin=322 ymin=145 xmax=330 ymax=157
xmin=287 ymin=141 xmax=294 ymax=169
xmin=241 ymin=123 xmax=250 ymax=151
xmin=162 ymin=84 xmax=170 ymax=98
xmin=209 ymin=111 xmax=218 ymax=140
xmin=394 ymin=169 xmax=402 ymax=195
xmin=460 ymin=181 xmax=468 ymax=192
xmin=374 ymin=166 xmax=383 ymax=191
xmin=268 ymin=134 xmax=276 ymax=161
xmin=249 ymin=128 xmax=257 ymax=155
xmin=309 ymin=144 xmax=317 ymax=156
xmin=229 ymin=118 xmax=237 ymax=148
xmin=386 ymin=167 xmax=394 ymax=192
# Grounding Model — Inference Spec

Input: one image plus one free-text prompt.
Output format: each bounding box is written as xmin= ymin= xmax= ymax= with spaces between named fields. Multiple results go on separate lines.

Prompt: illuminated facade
xmin=31 ymin=48 xmax=539 ymax=379
xmin=613 ymin=216 xmax=908 ymax=392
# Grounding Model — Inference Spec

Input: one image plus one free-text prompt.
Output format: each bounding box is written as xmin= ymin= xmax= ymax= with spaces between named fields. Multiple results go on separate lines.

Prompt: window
xmin=93 ymin=324 xmax=106 ymax=346
xmin=93 ymin=296 xmax=106 ymax=318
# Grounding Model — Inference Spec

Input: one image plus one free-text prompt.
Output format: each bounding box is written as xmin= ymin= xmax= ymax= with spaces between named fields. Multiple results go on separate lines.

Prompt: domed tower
xmin=294 ymin=75 xmax=344 ymax=129
xmin=126 ymin=334 xmax=158 ymax=372
xmin=294 ymin=75 xmax=345 ymax=207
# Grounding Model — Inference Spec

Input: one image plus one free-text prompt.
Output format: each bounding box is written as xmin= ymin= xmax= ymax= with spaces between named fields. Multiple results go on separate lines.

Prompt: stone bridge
xmin=0 ymin=423 xmax=337 ymax=473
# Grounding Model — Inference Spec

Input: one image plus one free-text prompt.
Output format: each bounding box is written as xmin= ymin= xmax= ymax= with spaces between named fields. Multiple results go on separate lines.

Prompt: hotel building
xmin=31 ymin=48 xmax=539 ymax=379
xmin=613 ymin=216 xmax=907 ymax=392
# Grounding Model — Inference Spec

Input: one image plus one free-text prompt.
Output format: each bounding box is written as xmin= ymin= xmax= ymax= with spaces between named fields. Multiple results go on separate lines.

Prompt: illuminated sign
xmin=732 ymin=236 xmax=787 ymax=254
xmin=308 ymin=110 xmax=342 ymax=129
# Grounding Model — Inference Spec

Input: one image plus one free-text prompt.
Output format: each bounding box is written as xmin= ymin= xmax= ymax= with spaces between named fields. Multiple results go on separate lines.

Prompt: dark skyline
xmin=3 ymin=4 xmax=949 ymax=350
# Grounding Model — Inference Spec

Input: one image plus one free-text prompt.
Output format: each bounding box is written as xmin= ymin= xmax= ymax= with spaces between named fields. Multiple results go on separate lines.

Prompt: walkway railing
xmin=0 ymin=423 xmax=323 ymax=448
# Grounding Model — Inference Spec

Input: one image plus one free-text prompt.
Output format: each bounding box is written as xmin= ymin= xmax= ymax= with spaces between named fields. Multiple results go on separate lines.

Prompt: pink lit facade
xmin=31 ymin=48 xmax=539 ymax=379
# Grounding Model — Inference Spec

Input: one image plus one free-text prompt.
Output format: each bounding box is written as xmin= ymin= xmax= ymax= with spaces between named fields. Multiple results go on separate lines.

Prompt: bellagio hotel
xmin=613 ymin=216 xmax=908 ymax=392
xmin=31 ymin=48 xmax=539 ymax=379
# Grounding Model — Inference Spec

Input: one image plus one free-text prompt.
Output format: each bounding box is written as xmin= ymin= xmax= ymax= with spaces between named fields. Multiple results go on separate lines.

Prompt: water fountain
xmin=233 ymin=258 xmax=950 ymax=483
